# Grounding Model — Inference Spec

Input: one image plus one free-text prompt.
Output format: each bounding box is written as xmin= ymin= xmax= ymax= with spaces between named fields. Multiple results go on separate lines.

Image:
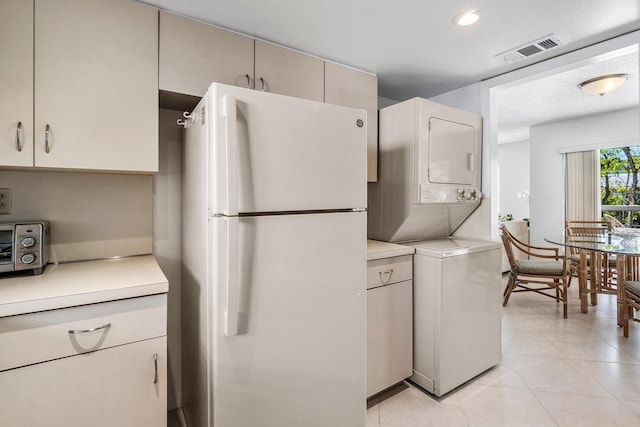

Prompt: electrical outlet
xmin=0 ymin=188 xmax=11 ymax=215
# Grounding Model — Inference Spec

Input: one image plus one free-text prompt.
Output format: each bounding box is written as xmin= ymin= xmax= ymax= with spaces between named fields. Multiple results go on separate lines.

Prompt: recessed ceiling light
xmin=455 ymin=10 xmax=480 ymax=26
xmin=578 ymin=74 xmax=629 ymax=96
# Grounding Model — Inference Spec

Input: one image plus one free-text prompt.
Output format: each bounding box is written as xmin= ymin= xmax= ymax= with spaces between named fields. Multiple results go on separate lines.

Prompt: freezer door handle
xmin=224 ymin=216 xmax=240 ymax=336
xmin=224 ymin=95 xmax=239 ymax=216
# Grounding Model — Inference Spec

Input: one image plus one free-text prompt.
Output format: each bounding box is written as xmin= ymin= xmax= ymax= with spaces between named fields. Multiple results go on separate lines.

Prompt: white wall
xmin=430 ymin=83 xmax=483 ymax=115
xmin=377 ymin=95 xmax=398 ymax=109
xmin=529 ymin=107 xmax=639 ymax=245
xmin=498 ymin=140 xmax=530 ymax=222
xmin=154 ymin=109 xmax=184 ymax=411
xmin=0 ymin=171 xmax=152 ymax=261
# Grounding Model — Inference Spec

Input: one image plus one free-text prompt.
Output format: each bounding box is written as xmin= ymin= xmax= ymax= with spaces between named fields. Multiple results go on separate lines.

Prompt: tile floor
xmin=367 ymin=275 xmax=640 ymax=427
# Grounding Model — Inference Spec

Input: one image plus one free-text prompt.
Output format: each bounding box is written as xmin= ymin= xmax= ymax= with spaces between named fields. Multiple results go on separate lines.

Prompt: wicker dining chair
xmin=565 ymin=220 xmax=616 ymax=293
xmin=622 ymin=280 xmax=640 ymax=337
xmin=565 ymin=220 xmax=616 ymax=305
xmin=500 ymin=224 xmax=569 ymax=318
xmin=603 ymin=214 xmax=625 ymax=229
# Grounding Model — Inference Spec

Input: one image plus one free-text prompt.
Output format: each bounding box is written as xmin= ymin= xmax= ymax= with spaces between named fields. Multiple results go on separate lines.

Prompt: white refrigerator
xmin=182 ymin=83 xmax=367 ymax=427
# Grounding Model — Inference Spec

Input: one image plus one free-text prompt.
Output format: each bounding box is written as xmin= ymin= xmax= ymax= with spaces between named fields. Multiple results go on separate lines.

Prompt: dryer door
xmin=427 ymin=117 xmax=477 ymax=185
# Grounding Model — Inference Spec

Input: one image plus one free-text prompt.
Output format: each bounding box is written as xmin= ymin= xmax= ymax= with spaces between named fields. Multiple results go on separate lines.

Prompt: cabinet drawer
xmin=0 ymin=294 xmax=166 ymax=371
xmin=367 ymin=255 xmax=412 ymax=289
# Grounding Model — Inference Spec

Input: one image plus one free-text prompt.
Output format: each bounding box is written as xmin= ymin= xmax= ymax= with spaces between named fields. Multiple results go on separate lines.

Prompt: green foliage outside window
xmin=601 ymin=146 xmax=640 ymax=226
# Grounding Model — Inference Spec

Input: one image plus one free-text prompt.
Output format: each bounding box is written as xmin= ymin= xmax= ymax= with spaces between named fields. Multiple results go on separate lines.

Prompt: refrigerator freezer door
xmin=207 ymin=83 xmax=367 ymax=215
xmin=211 ymin=211 xmax=367 ymax=427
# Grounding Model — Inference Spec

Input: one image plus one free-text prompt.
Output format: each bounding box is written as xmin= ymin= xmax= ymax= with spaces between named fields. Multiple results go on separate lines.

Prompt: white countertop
xmin=367 ymin=239 xmax=415 ymax=261
xmin=0 ymin=255 xmax=168 ymax=317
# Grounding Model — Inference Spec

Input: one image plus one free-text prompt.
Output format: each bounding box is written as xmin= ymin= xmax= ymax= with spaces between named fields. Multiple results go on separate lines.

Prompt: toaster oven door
xmin=0 ymin=225 xmax=14 ymax=273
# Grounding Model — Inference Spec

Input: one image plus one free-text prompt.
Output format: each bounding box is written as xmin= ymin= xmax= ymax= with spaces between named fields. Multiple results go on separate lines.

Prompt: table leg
xmin=617 ymin=254 xmax=626 ymax=327
xmin=590 ymin=251 xmax=600 ymax=306
xmin=580 ymin=250 xmax=588 ymax=313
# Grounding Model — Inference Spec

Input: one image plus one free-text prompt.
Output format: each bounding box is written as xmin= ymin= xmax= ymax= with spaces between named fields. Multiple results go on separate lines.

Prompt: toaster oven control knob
xmin=21 ymin=253 xmax=36 ymax=264
xmin=21 ymin=237 xmax=36 ymax=248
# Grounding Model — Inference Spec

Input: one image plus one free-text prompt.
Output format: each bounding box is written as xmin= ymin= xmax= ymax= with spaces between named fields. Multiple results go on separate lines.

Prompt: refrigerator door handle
xmin=223 ymin=95 xmax=239 ymax=216
xmin=224 ymin=216 xmax=240 ymax=336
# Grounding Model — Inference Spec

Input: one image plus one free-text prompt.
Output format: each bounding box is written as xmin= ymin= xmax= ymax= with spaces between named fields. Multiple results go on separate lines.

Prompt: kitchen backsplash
xmin=0 ymin=170 xmax=152 ymax=263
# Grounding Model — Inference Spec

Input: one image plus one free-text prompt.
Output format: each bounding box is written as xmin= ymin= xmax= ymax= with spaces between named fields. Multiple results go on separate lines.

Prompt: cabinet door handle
xmin=153 ymin=353 xmax=158 ymax=384
xmin=379 ymin=269 xmax=394 ymax=284
xmin=245 ymin=74 xmax=251 ymax=88
xmin=45 ymin=124 xmax=51 ymax=153
xmin=258 ymin=77 xmax=265 ymax=91
xmin=68 ymin=323 xmax=111 ymax=334
xmin=16 ymin=122 xmax=23 ymax=152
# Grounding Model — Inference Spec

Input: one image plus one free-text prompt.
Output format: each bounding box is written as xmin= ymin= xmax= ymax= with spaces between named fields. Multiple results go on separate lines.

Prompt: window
xmin=600 ymin=146 xmax=640 ymax=227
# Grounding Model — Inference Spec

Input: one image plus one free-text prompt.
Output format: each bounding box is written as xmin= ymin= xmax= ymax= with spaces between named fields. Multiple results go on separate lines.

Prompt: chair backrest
xmin=565 ymin=220 xmax=611 ymax=255
xmin=500 ymin=224 xmax=518 ymax=273
xmin=603 ymin=214 xmax=625 ymax=229
xmin=565 ymin=220 xmax=611 ymax=236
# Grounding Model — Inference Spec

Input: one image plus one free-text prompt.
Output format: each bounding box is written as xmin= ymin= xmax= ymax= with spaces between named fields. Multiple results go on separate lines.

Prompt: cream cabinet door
xmin=367 ymin=280 xmax=413 ymax=397
xmin=0 ymin=337 xmax=166 ymax=427
xmin=255 ymin=40 xmax=324 ymax=102
xmin=0 ymin=0 xmax=33 ymax=167
xmin=325 ymin=62 xmax=378 ymax=182
xmin=159 ymin=11 xmax=255 ymax=97
xmin=34 ymin=0 xmax=158 ymax=172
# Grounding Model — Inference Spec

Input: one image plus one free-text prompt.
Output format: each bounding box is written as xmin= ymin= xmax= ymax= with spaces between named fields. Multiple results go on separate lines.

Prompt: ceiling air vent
xmin=497 ymin=34 xmax=565 ymax=64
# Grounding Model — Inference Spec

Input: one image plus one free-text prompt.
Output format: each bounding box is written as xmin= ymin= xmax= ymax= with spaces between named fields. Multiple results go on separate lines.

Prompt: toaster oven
xmin=0 ymin=221 xmax=50 ymax=275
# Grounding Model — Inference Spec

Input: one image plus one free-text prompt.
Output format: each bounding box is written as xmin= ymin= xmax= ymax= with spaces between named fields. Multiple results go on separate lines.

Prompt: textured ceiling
xmin=495 ymin=47 xmax=639 ymax=144
xmin=141 ymin=0 xmax=640 ymax=101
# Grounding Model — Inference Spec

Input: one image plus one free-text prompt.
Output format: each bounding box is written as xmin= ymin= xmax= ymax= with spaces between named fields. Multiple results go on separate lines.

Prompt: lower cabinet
xmin=0 ymin=294 xmax=167 ymax=426
xmin=367 ymin=255 xmax=413 ymax=397
xmin=0 ymin=337 xmax=166 ymax=426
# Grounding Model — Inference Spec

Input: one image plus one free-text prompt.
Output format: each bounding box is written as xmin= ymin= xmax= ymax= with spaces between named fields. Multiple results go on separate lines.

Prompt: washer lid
xmin=411 ymin=238 xmax=501 ymax=258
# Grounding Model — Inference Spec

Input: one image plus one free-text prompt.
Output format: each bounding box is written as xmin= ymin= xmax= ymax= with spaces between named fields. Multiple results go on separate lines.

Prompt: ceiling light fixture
xmin=578 ymin=73 xmax=629 ymax=96
xmin=454 ymin=10 xmax=480 ymax=26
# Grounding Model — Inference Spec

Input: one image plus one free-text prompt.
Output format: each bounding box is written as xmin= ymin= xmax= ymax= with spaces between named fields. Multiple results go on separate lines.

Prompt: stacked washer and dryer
xmin=368 ymin=98 xmax=502 ymax=397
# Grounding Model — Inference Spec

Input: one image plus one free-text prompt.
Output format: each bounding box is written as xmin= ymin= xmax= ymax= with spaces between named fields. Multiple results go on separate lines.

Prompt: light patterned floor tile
xmin=622 ymin=399 xmax=640 ymax=417
xmin=515 ymin=357 xmax=612 ymax=397
xmin=544 ymin=333 xmax=637 ymax=363
xmin=378 ymin=385 xmax=468 ymax=427
xmin=572 ymin=360 xmax=640 ymax=401
xmin=601 ymin=333 xmax=640 ymax=363
xmin=470 ymin=353 xmax=530 ymax=389
xmin=534 ymin=391 xmax=640 ymax=427
xmin=502 ymin=329 xmax=566 ymax=357
xmin=443 ymin=384 xmax=558 ymax=427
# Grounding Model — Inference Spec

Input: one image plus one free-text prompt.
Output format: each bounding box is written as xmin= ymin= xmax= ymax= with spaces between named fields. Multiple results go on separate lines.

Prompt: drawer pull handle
xmin=16 ymin=121 xmax=23 ymax=152
xmin=379 ymin=269 xmax=394 ymax=284
xmin=153 ymin=353 xmax=158 ymax=384
xmin=68 ymin=323 xmax=111 ymax=335
xmin=45 ymin=124 xmax=50 ymax=153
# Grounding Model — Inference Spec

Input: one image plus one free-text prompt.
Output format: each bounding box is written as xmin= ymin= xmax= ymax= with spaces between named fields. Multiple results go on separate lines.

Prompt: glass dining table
xmin=545 ymin=230 xmax=640 ymax=326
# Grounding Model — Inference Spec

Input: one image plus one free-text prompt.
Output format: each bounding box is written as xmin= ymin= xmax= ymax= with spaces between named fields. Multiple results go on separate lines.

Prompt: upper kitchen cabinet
xmin=159 ymin=11 xmax=254 ymax=98
xmin=325 ymin=62 xmax=378 ymax=182
xmin=0 ymin=0 xmax=34 ymax=168
xmin=254 ymin=40 xmax=325 ymax=102
xmin=33 ymin=0 xmax=158 ymax=172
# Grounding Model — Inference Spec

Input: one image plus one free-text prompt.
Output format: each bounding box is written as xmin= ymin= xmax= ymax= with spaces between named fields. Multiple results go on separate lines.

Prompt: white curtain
xmin=565 ymin=150 xmax=599 ymax=222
